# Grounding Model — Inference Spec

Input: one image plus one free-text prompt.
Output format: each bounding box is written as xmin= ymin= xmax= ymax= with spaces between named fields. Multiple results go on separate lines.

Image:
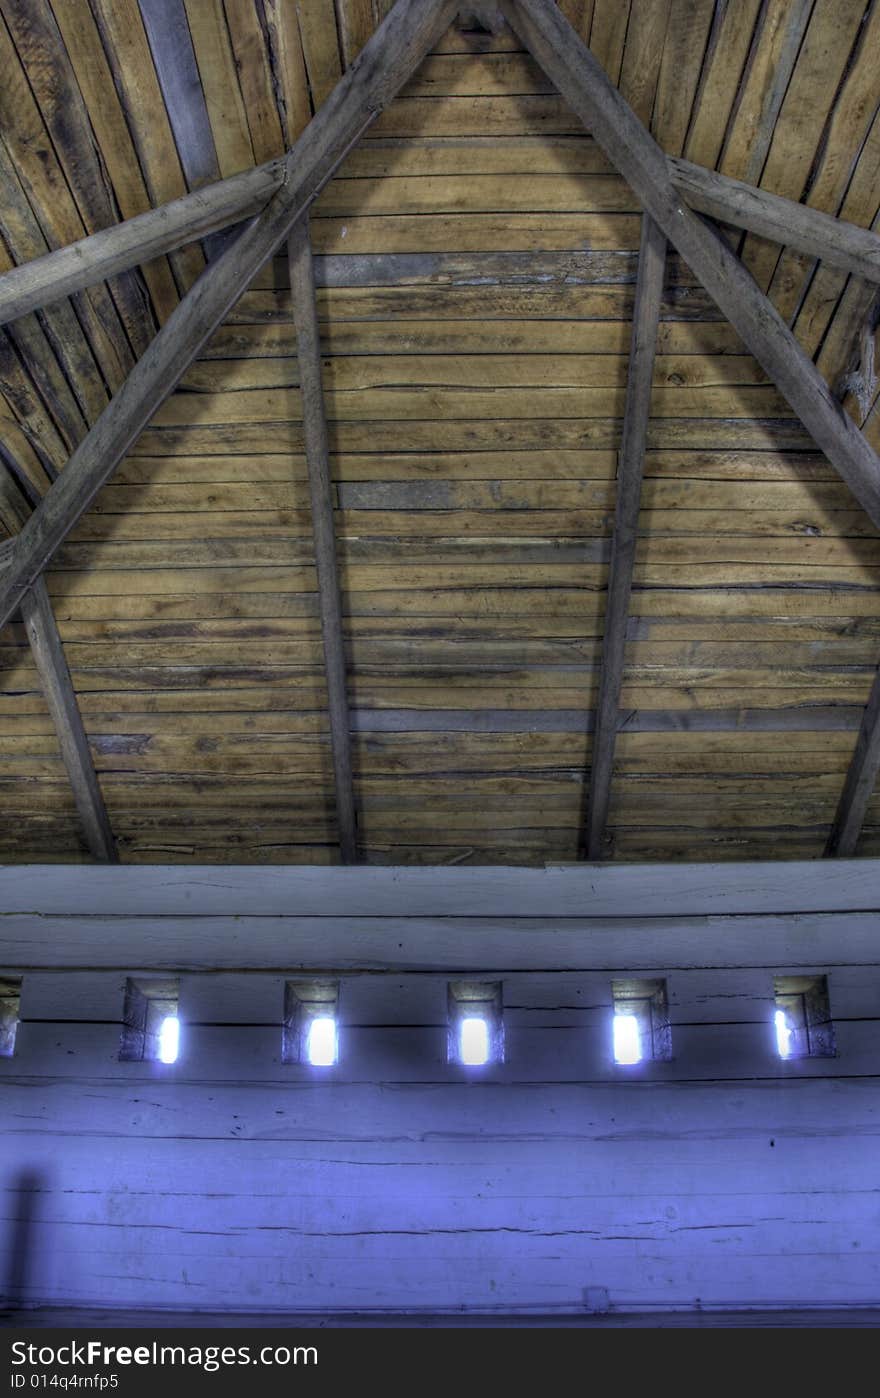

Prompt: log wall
xmin=1 ymin=862 xmax=878 ymax=1316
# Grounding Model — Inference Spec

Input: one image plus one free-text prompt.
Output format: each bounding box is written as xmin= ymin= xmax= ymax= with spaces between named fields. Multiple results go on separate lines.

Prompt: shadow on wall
xmin=2 ymin=1169 xmax=45 ymax=1311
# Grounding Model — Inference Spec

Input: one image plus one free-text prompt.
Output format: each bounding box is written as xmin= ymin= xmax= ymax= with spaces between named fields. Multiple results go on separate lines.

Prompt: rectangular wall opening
xmin=447 ymin=980 xmax=504 ymax=1066
xmin=773 ymin=974 xmax=836 ymax=1058
xmin=283 ymin=980 xmax=340 ymax=1066
xmin=0 ymin=977 xmax=22 ymax=1057
xmin=120 ymin=977 xmax=180 ymax=1063
xmin=611 ymin=978 xmax=672 ymax=1064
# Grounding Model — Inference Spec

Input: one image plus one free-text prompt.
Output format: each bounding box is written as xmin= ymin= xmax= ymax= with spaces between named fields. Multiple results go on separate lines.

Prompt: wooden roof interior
xmin=2 ymin=0 xmax=880 ymax=866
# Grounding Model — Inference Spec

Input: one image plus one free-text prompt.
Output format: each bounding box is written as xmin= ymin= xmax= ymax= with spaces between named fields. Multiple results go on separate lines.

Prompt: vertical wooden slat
xmin=261 ymin=0 xmax=312 ymax=144
xmin=288 ymin=217 xmax=357 ymax=864
xmin=296 ymin=0 xmax=344 ymax=109
xmin=718 ymin=0 xmax=815 ymax=187
xmin=137 ymin=0 xmax=231 ymax=261
xmin=223 ymin=0 xmax=286 ymax=162
xmin=337 ymin=0 xmax=375 ymax=67
xmin=181 ymin=0 xmax=255 ymax=177
xmin=88 ymin=0 xmax=206 ymax=295
xmin=49 ymin=0 xmax=180 ymax=325
xmin=585 ymin=214 xmax=666 ymax=861
xmin=617 ymin=0 xmax=670 ymax=127
xmin=683 ymin=0 xmax=763 ymax=169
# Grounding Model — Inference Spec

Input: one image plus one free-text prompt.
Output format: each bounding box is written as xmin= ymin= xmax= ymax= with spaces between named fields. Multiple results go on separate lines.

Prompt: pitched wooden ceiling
xmin=2 ymin=0 xmax=880 ymax=866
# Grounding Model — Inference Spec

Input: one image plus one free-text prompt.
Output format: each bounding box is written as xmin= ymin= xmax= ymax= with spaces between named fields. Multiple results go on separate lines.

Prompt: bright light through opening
xmin=306 ymin=1015 xmax=337 ymax=1067
xmin=613 ymin=1012 xmax=641 ymax=1065
xmin=158 ymin=1015 xmax=179 ymax=1064
xmin=775 ymin=1008 xmax=793 ymax=1059
xmin=459 ymin=1016 xmax=490 ymax=1066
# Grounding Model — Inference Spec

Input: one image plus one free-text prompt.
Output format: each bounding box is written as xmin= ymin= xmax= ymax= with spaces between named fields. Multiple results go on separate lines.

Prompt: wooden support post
xmin=825 ymin=670 xmax=880 ymax=857
xmin=0 ymin=471 xmax=116 ymax=861
xmin=20 ymin=577 xmax=117 ymax=862
xmin=503 ymin=0 xmax=880 ymax=535
xmin=586 ymin=214 xmax=666 ymax=861
xmin=0 ymin=0 xmax=458 ymax=635
xmin=289 ymin=220 xmax=357 ymax=864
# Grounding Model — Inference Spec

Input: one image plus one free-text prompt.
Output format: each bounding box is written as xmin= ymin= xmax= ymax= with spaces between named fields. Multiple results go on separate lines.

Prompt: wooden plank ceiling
xmin=2 ymin=0 xmax=880 ymax=866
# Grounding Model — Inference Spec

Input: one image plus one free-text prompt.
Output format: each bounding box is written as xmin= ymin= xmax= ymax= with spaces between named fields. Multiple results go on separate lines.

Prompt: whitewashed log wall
xmin=1 ymin=862 xmax=879 ymax=1316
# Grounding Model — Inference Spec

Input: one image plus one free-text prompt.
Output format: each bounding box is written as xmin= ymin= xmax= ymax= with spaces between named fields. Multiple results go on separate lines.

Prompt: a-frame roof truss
xmin=1 ymin=0 xmax=879 ymax=863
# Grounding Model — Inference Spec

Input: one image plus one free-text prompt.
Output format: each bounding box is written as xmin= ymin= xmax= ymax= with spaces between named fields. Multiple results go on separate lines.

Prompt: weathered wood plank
xmin=587 ymin=215 xmax=665 ymax=860
xmin=0 ymin=0 xmax=459 ymax=634
xmin=88 ymin=0 xmax=205 ymax=292
xmin=289 ymin=219 xmax=357 ymax=864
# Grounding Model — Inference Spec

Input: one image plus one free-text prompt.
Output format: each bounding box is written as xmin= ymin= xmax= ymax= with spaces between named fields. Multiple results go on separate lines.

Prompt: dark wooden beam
xmin=20 ymin=577 xmax=118 ymax=862
xmin=289 ymin=219 xmax=358 ymax=864
xmin=0 ymin=0 xmax=458 ymax=634
xmin=669 ymin=158 xmax=880 ymax=288
xmin=586 ymin=214 xmax=666 ymax=860
xmin=503 ymin=0 xmax=880 ymax=536
xmin=0 ymin=473 xmax=116 ymax=861
xmin=825 ymin=669 xmax=880 ymax=857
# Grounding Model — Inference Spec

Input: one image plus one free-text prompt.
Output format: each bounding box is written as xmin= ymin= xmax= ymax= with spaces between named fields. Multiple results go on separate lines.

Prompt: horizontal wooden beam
xmin=0 ymin=161 xmax=285 ymax=326
xmin=586 ymin=213 xmax=666 ymax=860
xmin=0 ymin=860 xmax=876 ymax=921
xmin=669 ymin=158 xmax=880 ymax=287
xmin=1 ymin=907 xmax=876 ymax=972
xmin=825 ymin=668 xmax=880 ymax=857
xmin=0 ymin=0 xmax=458 ymax=635
xmin=505 ymin=0 xmax=880 ymax=535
